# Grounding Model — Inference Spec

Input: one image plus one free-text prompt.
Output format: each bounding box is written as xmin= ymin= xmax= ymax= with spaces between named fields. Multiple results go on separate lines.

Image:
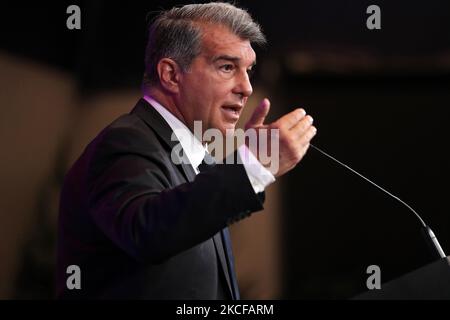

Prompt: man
xmin=56 ymin=2 xmax=316 ymax=299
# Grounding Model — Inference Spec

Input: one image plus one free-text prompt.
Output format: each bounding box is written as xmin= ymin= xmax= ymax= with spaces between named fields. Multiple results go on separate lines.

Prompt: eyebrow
xmin=212 ymin=55 xmax=256 ymax=68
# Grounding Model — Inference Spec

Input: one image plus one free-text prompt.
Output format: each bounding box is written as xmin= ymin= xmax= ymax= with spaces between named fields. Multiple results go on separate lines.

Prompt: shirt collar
xmin=143 ymin=95 xmax=207 ymax=170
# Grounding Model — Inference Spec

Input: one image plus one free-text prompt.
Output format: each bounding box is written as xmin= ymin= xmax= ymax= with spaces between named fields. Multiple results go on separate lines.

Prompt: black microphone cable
xmin=310 ymin=143 xmax=446 ymax=260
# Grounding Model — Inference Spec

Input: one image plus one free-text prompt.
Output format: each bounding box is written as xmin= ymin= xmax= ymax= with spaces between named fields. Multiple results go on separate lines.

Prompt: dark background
xmin=1 ymin=0 xmax=449 ymax=299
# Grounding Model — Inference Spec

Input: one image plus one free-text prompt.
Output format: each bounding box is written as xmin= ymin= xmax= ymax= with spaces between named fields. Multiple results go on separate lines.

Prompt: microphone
xmin=309 ymin=143 xmax=446 ymax=260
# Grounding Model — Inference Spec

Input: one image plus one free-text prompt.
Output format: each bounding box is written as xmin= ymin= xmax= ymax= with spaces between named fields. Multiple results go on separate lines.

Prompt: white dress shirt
xmin=143 ymin=95 xmax=275 ymax=193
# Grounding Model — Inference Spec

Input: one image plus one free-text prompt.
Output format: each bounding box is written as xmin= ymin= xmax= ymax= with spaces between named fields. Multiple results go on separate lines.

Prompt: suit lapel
xmin=179 ymin=161 xmax=197 ymax=184
xmin=132 ymin=98 xmax=236 ymax=299
xmin=132 ymin=99 xmax=197 ymax=183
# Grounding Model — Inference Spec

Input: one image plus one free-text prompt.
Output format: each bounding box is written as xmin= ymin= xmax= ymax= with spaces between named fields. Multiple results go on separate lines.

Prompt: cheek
xmin=184 ymin=72 xmax=235 ymax=123
xmin=201 ymin=84 xmax=228 ymax=110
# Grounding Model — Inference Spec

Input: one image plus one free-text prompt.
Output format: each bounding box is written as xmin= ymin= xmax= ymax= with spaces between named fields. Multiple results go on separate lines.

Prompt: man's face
xmin=176 ymin=24 xmax=256 ymax=138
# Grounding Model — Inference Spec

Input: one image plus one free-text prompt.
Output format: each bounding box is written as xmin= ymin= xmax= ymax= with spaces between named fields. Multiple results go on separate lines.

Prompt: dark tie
xmin=197 ymin=152 xmax=216 ymax=173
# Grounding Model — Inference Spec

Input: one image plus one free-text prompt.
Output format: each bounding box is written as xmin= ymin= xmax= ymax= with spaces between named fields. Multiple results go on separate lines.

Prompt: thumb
xmin=247 ymin=98 xmax=270 ymax=128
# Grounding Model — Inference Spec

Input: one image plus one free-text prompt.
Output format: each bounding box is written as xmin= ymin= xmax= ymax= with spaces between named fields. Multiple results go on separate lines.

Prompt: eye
xmin=247 ymin=68 xmax=255 ymax=78
xmin=220 ymin=64 xmax=235 ymax=73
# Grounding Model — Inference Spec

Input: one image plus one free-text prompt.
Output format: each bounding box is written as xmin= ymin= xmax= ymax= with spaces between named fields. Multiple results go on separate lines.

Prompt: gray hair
xmin=143 ymin=2 xmax=266 ymax=86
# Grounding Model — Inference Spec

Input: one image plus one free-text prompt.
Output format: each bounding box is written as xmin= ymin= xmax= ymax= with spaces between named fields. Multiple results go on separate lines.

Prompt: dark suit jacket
xmin=56 ymin=98 xmax=265 ymax=299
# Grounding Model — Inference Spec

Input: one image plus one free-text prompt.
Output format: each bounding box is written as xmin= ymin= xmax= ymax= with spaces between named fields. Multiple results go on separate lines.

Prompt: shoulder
xmin=70 ymin=112 xmax=170 ymax=179
xmin=94 ymin=113 xmax=161 ymax=153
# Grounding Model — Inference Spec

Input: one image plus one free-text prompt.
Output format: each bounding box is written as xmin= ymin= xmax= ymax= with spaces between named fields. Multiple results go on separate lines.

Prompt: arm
xmin=87 ymin=127 xmax=264 ymax=263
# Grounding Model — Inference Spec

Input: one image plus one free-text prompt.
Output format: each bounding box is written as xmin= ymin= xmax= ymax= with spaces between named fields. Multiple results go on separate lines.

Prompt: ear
xmin=156 ymin=58 xmax=182 ymax=93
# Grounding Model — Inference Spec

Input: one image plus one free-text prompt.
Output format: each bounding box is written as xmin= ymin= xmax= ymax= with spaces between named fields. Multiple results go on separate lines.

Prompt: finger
xmin=287 ymin=125 xmax=317 ymax=153
xmin=247 ymin=98 xmax=270 ymax=127
xmin=288 ymin=126 xmax=316 ymax=163
xmin=298 ymin=125 xmax=317 ymax=146
xmin=291 ymin=115 xmax=314 ymax=138
xmin=273 ymin=108 xmax=306 ymax=130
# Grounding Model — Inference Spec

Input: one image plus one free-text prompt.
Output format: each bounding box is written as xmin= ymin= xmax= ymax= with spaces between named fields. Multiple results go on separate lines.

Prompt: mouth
xmin=221 ymin=104 xmax=243 ymax=122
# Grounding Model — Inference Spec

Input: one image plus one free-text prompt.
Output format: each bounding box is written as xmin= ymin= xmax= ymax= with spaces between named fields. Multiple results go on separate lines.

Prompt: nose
xmin=233 ymin=70 xmax=253 ymax=100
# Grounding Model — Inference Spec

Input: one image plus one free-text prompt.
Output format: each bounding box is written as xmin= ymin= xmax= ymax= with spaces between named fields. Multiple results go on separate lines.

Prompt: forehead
xmin=198 ymin=24 xmax=256 ymax=63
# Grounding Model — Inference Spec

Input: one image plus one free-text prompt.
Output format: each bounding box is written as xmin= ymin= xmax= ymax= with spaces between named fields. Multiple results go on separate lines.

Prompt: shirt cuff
xmin=237 ymin=144 xmax=276 ymax=194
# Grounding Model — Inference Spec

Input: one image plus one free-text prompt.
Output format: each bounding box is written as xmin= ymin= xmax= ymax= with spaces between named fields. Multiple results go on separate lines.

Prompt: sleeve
xmin=237 ymin=144 xmax=276 ymax=194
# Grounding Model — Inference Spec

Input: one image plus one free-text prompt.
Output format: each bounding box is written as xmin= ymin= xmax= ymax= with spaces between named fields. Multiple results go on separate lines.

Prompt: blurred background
xmin=0 ymin=0 xmax=449 ymax=299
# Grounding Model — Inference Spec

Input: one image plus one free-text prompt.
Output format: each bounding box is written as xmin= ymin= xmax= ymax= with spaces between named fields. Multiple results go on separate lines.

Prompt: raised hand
xmin=244 ymin=98 xmax=317 ymax=178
